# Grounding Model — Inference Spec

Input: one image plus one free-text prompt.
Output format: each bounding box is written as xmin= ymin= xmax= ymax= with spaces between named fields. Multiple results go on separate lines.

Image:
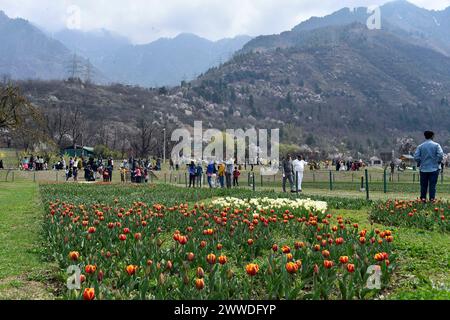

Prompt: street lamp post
xmin=163 ymin=128 xmax=166 ymax=165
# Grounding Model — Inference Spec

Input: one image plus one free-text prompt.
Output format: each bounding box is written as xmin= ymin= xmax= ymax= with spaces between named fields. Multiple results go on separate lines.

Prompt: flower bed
xmin=369 ymin=199 xmax=450 ymax=232
xmin=43 ymin=196 xmax=395 ymax=300
xmin=211 ymin=197 xmax=328 ymax=213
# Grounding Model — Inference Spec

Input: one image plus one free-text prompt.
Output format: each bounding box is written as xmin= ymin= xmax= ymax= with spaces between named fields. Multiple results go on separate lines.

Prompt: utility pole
xmin=163 ymin=128 xmax=166 ymax=165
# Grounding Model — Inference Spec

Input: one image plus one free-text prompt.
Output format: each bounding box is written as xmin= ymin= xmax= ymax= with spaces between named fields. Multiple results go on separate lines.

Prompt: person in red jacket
xmin=233 ymin=167 xmax=240 ymax=187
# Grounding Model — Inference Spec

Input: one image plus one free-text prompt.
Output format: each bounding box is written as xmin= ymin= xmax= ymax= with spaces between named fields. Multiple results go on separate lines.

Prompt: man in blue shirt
xmin=414 ymin=131 xmax=444 ymax=202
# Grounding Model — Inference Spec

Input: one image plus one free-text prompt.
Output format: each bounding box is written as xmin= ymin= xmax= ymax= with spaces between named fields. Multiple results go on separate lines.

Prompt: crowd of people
xmin=19 ymin=155 xmax=49 ymax=171
xmin=333 ymin=159 xmax=365 ymax=171
xmin=185 ymin=160 xmax=241 ymax=189
xmin=118 ymin=157 xmax=161 ymax=184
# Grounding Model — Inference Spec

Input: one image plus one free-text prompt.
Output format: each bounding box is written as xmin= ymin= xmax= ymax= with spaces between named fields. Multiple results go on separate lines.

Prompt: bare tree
xmin=131 ymin=113 xmax=161 ymax=158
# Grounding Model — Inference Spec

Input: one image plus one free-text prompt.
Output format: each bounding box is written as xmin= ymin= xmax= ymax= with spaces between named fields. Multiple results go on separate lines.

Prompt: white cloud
xmin=0 ymin=0 xmax=449 ymax=44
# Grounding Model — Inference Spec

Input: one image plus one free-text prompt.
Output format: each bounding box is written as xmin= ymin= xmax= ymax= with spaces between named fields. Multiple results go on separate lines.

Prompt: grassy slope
xmin=0 ymin=182 xmax=56 ymax=299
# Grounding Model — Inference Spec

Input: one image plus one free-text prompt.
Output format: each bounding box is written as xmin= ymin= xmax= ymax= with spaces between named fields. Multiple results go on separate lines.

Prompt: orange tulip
xmin=187 ymin=252 xmax=195 ymax=262
xmin=88 ymin=227 xmax=96 ymax=234
xmin=195 ymin=278 xmax=205 ymax=290
xmin=339 ymin=256 xmax=349 ymax=264
xmin=207 ymin=253 xmax=216 ymax=265
xmin=281 ymin=245 xmax=291 ymax=254
xmin=178 ymin=235 xmax=188 ymax=245
xmin=218 ymin=255 xmax=228 ymax=265
xmin=246 ymin=263 xmax=259 ymax=276
xmin=83 ymin=288 xmax=95 ymax=300
xmin=69 ymin=251 xmax=80 ymax=261
xmin=285 ymin=262 xmax=299 ymax=274
xmin=322 ymin=250 xmax=330 ymax=258
xmin=126 ymin=265 xmax=138 ymax=276
xmin=323 ymin=260 xmax=334 ymax=269
xmin=85 ymin=264 xmax=97 ymax=274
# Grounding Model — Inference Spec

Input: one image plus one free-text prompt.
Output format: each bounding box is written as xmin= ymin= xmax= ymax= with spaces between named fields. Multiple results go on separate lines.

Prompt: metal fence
xmin=1 ymin=168 xmax=448 ymax=200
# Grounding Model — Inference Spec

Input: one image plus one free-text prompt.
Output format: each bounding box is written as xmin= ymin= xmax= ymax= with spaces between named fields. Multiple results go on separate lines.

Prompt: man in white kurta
xmin=292 ymin=155 xmax=308 ymax=192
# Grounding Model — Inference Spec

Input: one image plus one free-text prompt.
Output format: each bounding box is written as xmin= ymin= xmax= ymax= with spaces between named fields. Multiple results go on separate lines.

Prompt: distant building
xmin=399 ymin=154 xmax=415 ymax=167
xmin=62 ymin=145 xmax=94 ymax=157
xmin=370 ymin=156 xmax=383 ymax=166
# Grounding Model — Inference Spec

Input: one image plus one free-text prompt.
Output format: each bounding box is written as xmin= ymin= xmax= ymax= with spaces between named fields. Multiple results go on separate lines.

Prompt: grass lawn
xmin=0 ymin=182 xmax=57 ymax=299
xmin=337 ymin=209 xmax=450 ymax=299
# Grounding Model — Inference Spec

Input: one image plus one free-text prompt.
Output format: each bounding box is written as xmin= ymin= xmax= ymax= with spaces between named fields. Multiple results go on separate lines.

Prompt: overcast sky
xmin=1 ymin=0 xmax=450 ymax=44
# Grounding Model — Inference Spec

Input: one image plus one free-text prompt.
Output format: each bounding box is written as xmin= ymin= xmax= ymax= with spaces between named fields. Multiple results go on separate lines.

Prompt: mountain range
xmin=4 ymin=0 xmax=450 ymax=156
xmin=0 ymin=10 xmax=252 ymax=86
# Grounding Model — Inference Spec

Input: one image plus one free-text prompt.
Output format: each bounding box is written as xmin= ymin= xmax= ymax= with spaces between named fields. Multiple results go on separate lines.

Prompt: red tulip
xmin=323 ymin=260 xmax=334 ymax=269
xmin=347 ymin=264 xmax=355 ymax=273
xmin=85 ymin=264 xmax=96 ymax=274
xmin=339 ymin=256 xmax=349 ymax=264
xmin=83 ymin=288 xmax=95 ymax=300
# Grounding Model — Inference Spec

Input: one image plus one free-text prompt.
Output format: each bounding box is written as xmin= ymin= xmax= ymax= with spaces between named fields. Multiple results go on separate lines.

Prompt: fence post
xmin=383 ymin=168 xmax=387 ymax=194
xmin=164 ymin=173 xmax=167 ymax=184
xmin=56 ymin=171 xmax=59 ymax=182
xmin=12 ymin=171 xmax=15 ymax=182
xmin=185 ymin=173 xmax=188 ymax=187
xmin=296 ymin=171 xmax=299 ymax=194
xmin=413 ymin=173 xmax=415 ymax=184
xmin=248 ymin=172 xmax=251 ymax=186
xmin=252 ymin=173 xmax=256 ymax=192
xmin=365 ymin=169 xmax=370 ymax=200
xmin=329 ymin=171 xmax=333 ymax=191
xmin=33 ymin=171 xmax=36 ymax=182
xmin=260 ymin=174 xmax=263 ymax=187
xmin=441 ymin=170 xmax=444 ymax=184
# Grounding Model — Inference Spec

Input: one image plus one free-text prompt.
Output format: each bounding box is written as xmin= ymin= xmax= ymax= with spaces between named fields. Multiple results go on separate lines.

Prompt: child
xmin=102 ymin=168 xmax=110 ymax=182
xmin=65 ymin=166 xmax=72 ymax=181
xmin=120 ymin=166 xmax=127 ymax=183
xmin=233 ymin=167 xmax=240 ymax=187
